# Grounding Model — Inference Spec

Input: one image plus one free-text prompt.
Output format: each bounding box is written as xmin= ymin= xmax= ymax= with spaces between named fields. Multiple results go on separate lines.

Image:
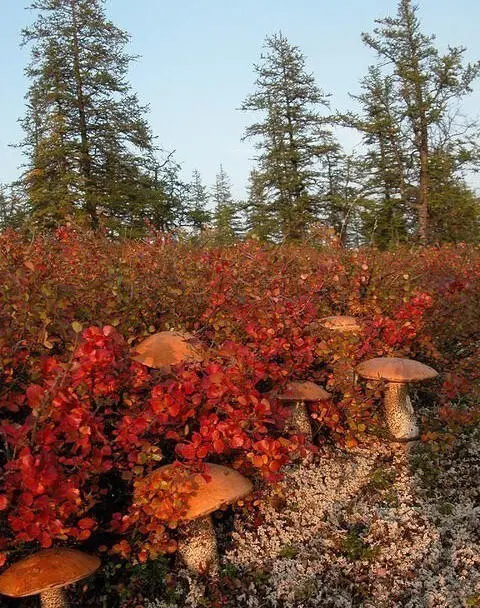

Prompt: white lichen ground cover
xmin=149 ymin=422 xmax=480 ymax=608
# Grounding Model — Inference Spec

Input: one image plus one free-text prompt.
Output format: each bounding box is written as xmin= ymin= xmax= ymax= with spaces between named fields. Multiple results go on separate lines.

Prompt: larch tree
xmin=241 ymin=32 xmax=336 ymax=241
xmin=340 ymin=66 xmax=413 ymax=248
xmin=97 ymin=153 xmax=189 ymax=235
xmin=427 ymin=150 xmax=480 ymax=243
xmin=146 ymin=157 xmax=190 ymax=232
xmin=0 ymin=183 xmax=30 ymax=230
xmin=321 ymin=150 xmax=371 ymax=247
xmin=0 ymin=187 xmax=12 ymax=230
xmin=362 ymin=0 xmax=480 ymax=243
xmin=20 ymin=0 xmax=156 ymax=228
xmin=244 ymin=169 xmax=279 ymax=242
xmin=212 ymin=166 xmax=242 ymax=245
xmin=187 ymin=170 xmax=212 ymax=234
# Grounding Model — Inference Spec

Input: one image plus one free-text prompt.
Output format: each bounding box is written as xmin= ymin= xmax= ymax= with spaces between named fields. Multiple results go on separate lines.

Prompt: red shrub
xmin=0 ymin=227 xmax=478 ymax=566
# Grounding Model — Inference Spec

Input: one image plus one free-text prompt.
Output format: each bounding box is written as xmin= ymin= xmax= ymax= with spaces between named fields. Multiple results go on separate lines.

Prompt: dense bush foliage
xmin=0 ymin=226 xmax=479 ymax=576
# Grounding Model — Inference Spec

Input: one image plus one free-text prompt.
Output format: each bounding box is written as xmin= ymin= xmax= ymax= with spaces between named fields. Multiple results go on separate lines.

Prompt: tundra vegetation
xmin=0 ymin=0 xmax=479 ymax=606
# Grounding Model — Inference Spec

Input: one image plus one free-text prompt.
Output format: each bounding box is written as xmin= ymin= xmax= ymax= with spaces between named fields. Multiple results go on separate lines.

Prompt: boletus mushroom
xmin=319 ymin=315 xmax=362 ymax=383
xmin=278 ymin=381 xmax=331 ymax=440
xmin=131 ymin=330 xmax=204 ymax=372
xmin=135 ymin=463 xmax=252 ymax=575
xmin=319 ymin=315 xmax=362 ymax=333
xmin=0 ymin=548 xmax=100 ymax=607
xmin=356 ymin=357 xmax=438 ymax=441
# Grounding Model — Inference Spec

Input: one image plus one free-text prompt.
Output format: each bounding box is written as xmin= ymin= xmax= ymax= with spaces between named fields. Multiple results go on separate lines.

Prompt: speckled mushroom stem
xmin=178 ymin=516 xmax=218 ymax=576
xmin=384 ymin=382 xmax=419 ymax=441
xmin=40 ymin=587 xmax=69 ymax=608
xmin=290 ymin=401 xmax=313 ymax=440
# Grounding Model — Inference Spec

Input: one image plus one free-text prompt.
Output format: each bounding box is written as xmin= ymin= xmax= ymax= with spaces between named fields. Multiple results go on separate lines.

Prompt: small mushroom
xmin=131 ymin=330 xmax=204 ymax=371
xmin=356 ymin=357 xmax=438 ymax=441
xmin=0 ymin=548 xmax=100 ymax=607
xmin=136 ymin=463 xmax=252 ymax=575
xmin=278 ymin=381 xmax=331 ymax=440
xmin=319 ymin=315 xmax=362 ymax=383
xmin=319 ymin=315 xmax=362 ymax=333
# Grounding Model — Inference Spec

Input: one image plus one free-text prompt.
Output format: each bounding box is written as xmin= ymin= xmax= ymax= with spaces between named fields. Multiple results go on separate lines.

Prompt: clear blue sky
xmin=1 ymin=0 xmax=480 ymax=198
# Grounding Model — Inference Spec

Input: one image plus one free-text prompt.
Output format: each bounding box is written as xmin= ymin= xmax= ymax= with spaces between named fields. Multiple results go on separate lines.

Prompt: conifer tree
xmin=242 ymin=32 xmax=336 ymax=240
xmin=187 ymin=170 xmax=211 ymax=233
xmin=212 ymin=166 xmax=241 ymax=245
xmin=21 ymin=0 xmax=156 ymax=227
xmin=362 ymin=0 xmax=480 ymax=242
xmin=0 ymin=187 xmax=11 ymax=230
xmin=340 ymin=67 xmax=412 ymax=248
xmin=244 ymin=169 xmax=279 ymax=241
xmin=427 ymin=150 xmax=480 ymax=243
xmin=149 ymin=158 xmax=190 ymax=231
xmin=322 ymin=151 xmax=371 ymax=246
xmin=0 ymin=183 xmax=29 ymax=229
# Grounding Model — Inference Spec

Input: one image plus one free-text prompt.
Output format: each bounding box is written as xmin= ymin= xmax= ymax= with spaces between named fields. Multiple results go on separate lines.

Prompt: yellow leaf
xmin=345 ymin=436 xmax=358 ymax=449
xmin=71 ymin=321 xmax=83 ymax=333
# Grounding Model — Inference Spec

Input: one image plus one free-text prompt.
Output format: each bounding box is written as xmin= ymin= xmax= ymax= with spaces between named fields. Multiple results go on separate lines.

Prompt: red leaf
xmin=176 ymin=444 xmax=196 ymax=460
xmin=26 ymin=385 xmax=45 ymax=409
xmin=39 ymin=533 xmax=53 ymax=548
xmin=78 ymin=529 xmax=91 ymax=540
xmin=213 ymin=439 xmax=225 ymax=453
xmin=196 ymin=445 xmax=209 ymax=459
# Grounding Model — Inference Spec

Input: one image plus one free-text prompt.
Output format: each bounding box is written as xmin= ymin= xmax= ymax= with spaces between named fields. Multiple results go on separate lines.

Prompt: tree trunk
xmin=69 ymin=0 xmax=97 ymax=228
xmin=281 ymin=62 xmax=306 ymax=240
xmin=406 ymin=10 xmax=430 ymax=244
xmin=417 ymin=125 xmax=429 ymax=243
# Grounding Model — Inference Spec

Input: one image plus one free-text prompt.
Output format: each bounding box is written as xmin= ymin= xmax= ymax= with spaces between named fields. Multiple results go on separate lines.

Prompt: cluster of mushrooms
xmin=0 ymin=318 xmax=438 ymax=605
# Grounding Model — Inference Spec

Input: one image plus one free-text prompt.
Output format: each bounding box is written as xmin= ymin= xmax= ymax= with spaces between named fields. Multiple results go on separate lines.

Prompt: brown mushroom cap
xmin=356 ymin=357 xmax=438 ymax=383
xmin=131 ymin=331 xmax=204 ymax=369
xmin=137 ymin=463 xmax=253 ymax=521
xmin=319 ymin=315 xmax=361 ymax=333
xmin=278 ymin=381 xmax=330 ymax=402
xmin=0 ymin=548 xmax=100 ymax=598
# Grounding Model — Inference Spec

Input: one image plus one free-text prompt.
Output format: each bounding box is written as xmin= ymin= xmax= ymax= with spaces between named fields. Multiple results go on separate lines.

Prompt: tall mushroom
xmin=131 ymin=330 xmax=204 ymax=372
xmin=278 ymin=381 xmax=331 ymax=440
xmin=356 ymin=357 xmax=438 ymax=441
xmin=0 ymin=548 xmax=100 ymax=607
xmin=135 ymin=463 xmax=252 ymax=575
xmin=319 ymin=315 xmax=362 ymax=383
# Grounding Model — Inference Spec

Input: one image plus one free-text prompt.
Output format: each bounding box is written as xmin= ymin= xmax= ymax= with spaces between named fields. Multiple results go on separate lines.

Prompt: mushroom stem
xmin=290 ymin=400 xmax=313 ymax=439
xmin=178 ymin=515 xmax=218 ymax=576
xmin=40 ymin=587 xmax=69 ymax=608
xmin=384 ymin=382 xmax=419 ymax=441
